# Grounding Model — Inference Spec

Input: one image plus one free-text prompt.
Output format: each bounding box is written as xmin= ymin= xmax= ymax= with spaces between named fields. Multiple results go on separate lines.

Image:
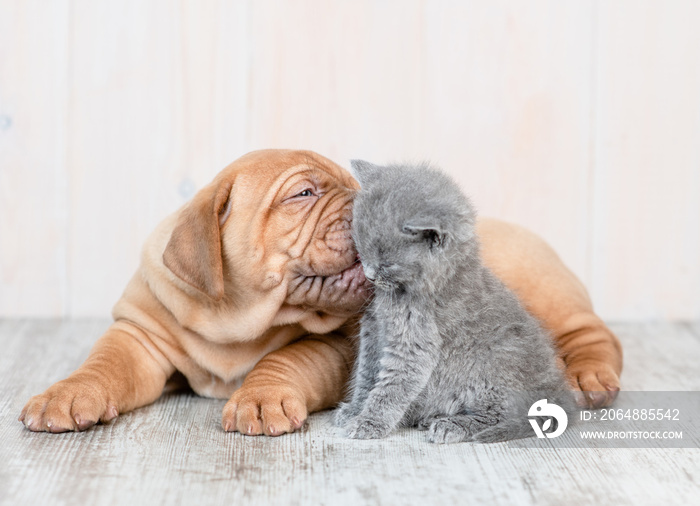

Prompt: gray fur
xmin=335 ymin=160 xmax=574 ymax=443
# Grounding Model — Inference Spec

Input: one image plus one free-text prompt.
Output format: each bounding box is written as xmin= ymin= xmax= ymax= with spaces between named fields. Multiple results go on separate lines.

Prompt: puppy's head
xmin=163 ymin=149 xmax=371 ymax=331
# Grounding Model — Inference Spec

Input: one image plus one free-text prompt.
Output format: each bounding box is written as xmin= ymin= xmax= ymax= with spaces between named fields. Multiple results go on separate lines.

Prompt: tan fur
xmin=20 ymin=149 xmax=622 ymax=435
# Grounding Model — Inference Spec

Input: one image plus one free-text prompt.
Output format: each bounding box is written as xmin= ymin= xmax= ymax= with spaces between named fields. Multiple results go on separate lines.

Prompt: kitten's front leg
xmin=334 ymin=315 xmax=384 ymax=428
xmin=345 ymin=315 xmax=440 ymax=440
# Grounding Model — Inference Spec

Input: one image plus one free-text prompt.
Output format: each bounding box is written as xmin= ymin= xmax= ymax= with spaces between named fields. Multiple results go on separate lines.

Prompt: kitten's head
xmin=350 ymin=159 xmax=476 ymax=293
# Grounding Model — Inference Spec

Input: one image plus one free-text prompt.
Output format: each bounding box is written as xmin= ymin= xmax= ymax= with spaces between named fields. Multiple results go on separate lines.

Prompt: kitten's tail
xmin=471 ymin=420 xmax=534 ymax=443
xmin=473 ymin=391 xmax=576 ymax=444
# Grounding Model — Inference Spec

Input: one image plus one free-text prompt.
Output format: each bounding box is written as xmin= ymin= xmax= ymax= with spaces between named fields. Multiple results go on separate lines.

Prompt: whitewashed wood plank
xmin=66 ymin=0 xmax=251 ymax=317
xmin=591 ymin=0 xmax=700 ymax=320
xmin=2 ymin=320 xmax=699 ymax=505
xmin=0 ymin=0 xmax=70 ymax=317
xmin=608 ymin=322 xmax=700 ymax=391
xmin=688 ymin=322 xmax=700 ymax=343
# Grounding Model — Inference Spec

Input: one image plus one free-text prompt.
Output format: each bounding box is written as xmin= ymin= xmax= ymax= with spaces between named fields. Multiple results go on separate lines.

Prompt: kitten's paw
xmin=345 ymin=417 xmax=392 ymax=439
xmin=333 ymin=402 xmax=359 ymax=428
xmin=428 ymin=418 xmax=470 ymax=444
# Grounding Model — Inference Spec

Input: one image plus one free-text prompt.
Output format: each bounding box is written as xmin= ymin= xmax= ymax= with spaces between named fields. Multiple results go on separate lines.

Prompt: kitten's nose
xmin=362 ymin=264 xmax=376 ymax=281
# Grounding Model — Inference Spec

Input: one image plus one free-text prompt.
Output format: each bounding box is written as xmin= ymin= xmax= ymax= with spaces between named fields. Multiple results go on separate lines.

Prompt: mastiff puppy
xmin=20 ymin=149 xmax=622 ymax=435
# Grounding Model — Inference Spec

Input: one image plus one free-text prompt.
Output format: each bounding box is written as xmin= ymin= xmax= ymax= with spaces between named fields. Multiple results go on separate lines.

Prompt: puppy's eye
xmin=295 ymin=189 xmax=314 ymax=198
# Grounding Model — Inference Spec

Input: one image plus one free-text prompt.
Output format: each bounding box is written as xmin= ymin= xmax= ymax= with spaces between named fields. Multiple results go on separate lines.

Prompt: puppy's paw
xmin=222 ymin=384 xmax=307 ymax=437
xmin=19 ymin=377 xmax=118 ymax=433
xmin=333 ymin=402 xmax=360 ymax=428
xmin=567 ymin=362 xmax=620 ymax=409
xmin=344 ymin=416 xmax=391 ymax=439
xmin=427 ymin=418 xmax=469 ymax=444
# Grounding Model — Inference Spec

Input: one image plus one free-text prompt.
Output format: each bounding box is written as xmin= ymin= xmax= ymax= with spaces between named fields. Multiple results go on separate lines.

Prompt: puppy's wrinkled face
xmin=220 ymin=151 xmax=371 ymax=318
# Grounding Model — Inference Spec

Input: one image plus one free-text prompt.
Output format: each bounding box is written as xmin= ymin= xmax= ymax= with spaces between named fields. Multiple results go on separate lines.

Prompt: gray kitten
xmin=334 ymin=160 xmax=574 ymax=443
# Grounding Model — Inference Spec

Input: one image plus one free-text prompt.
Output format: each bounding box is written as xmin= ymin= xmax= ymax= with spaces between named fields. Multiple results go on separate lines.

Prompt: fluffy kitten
xmin=334 ymin=160 xmax=573 ymax=443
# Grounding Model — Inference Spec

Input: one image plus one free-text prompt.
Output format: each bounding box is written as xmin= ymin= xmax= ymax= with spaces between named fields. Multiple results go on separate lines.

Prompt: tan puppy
xmin=20 ymin=149 xmax=622 ymax=435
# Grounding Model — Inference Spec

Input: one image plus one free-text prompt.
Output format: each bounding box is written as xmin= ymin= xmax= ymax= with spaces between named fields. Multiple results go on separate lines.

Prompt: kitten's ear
xmin=402 ymin=224 xmax=447 ymax=249
xmin=350 ymin=159 xmax=380 ymax=184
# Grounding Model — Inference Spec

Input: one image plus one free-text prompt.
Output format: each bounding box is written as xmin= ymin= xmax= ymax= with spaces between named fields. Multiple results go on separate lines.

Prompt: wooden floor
xmin=1 ymin=320 xmax=699 ymax=505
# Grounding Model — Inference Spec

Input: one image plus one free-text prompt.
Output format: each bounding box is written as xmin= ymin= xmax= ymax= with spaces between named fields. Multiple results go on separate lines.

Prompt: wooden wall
xmin=1 ymin=0 xmax=698 ymax=320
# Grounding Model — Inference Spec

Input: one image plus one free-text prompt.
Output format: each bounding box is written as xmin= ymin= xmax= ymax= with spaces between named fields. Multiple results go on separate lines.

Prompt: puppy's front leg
xmin=222 ymin=332 xmax=354 ymax=436
xmin=20 ymin=321 xmax=174 ymax=432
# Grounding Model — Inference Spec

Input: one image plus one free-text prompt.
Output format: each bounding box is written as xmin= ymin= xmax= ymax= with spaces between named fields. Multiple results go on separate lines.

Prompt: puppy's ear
xmin=163 ymin=179 xmax=234 ymax=300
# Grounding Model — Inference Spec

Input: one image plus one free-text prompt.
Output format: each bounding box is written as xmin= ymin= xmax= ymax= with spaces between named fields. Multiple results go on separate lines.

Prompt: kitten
xmin=334 ymin=160 xmax=574 ymax=443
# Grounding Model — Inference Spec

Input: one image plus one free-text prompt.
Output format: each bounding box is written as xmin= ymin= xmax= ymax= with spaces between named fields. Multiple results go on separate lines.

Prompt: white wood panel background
xmin=0 ymin=0 xmax=698 ymax=320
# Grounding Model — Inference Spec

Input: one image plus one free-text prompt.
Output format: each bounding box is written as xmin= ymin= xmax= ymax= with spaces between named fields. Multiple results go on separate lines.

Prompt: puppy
xmin=20 ymin=149 xmax=621 ymax=435
xmin=21 ymin=150 xmax=370 ymax=434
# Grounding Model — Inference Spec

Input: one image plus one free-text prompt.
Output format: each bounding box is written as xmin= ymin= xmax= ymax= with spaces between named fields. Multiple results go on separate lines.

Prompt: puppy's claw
xmin=74 ymin=415 xmax=96 ymax=431
xmin=104 ymin=405 xmax=119 ymax=422
xmin=587 ymin=391 xmax=604 ymax=407
xmin=573 ymin=391 xmax=587 ymax=407
xmin=605 ymin=385 xmax=620 ymax=399
xmin=47 ymin=421 xmax=71 ymax=434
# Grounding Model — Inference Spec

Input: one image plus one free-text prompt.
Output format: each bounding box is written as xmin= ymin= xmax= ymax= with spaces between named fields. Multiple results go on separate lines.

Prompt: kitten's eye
xmin=295 ymin=189 xmax=314 ymax=198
